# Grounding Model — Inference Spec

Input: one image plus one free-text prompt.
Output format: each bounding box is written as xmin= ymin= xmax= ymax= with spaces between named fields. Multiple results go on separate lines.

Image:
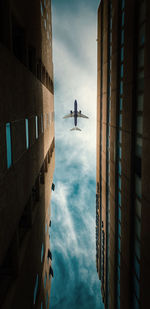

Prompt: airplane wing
xmin=77 ymin=112 xmax=88 ymax=119
xmin=63 ymin=112 xmax=75 ymax=119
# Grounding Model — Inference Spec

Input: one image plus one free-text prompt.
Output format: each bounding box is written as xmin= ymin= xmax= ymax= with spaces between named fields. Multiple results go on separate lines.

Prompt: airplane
xmin=63 ymin=100 xmax=88 ymax=131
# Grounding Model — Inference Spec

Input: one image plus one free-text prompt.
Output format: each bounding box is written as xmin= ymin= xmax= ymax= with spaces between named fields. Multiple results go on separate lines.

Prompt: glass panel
xmin=118 ymin=266 xmax=120 ymax=281
xmin=118 ymin=191 xmax=121 ymax=206
xmin=138 ymin=48 xmax=144 ymax=68
xmin=25 ymin=119 xmax=29 ymax=149
xmin=119 ymin=114 xmax=122 ymax=127
xmin=120 ymin=81 xmax=123 ymax=95
xmin=135 ymin=216 xmax=141 ymax=240
xmin=118 ymin=176 xmax=121 ymax=190
xmin=6 ymin=123 xmax=12 ymax=168
xmin=120 ymin=63 xmax=124 ymax=78
xmin=122 ymin=11 xmax=125 ymax=27
xmin=138 ymin=24 xmax=145 ymax=46
xmin=120 ymin=97 xmax=123 ymax=110
xmin=121 ymin=30 xmax=124 ymax=45
xmin=121 ymin=0 xmax=125 ymax=10
xmin=118 ymin=222 xmax=121 ymax=237
xmin=136 ymin=115 xmax=143 ymax=135
xmin=118 ymin=251 xmax=120 ymax=266
xmin=135 ymin=198 xmax=141 ymax=219
xmin=135 ymin=175 xmax=142 ymax=198
xmin=137 ymin=77 xmax=144 ymax=92
xmin=41 ymin=302 xmax=43 ymax=309
xmin=118 ymin=206 xmax=121 ymax=221
xmin=134 ymin=255 xmax=140 ymax=280
xmin=134 ymin=274 xmax=140 ymax=299
xmin=33 ymin=274 xmax=39 ymax=304
xmin=119 ymin=161 xmax=122 ymax=175
xmin=121 ymin=47 xmax=124 ymax=62
xmin=41 ymin=243 xmax=44 ymax=262
xmin=135 ymin=136 xmax=142 ymax=157
xmin=137 ymin=94 xmax=144 ymax=111
xmin=41 ymin=2 xmax=43 ymax=16
xmin=35 ymin=116 xmax=38 ymax=139
xmin=119 ymin=130 xmax=122 ymax=143
xmin=119 ymin=146 xmax=122 ymax=159
xmin=134 ymin=237 xmax=141 ymax=260
xmin=133 ymin=294 xmax=140 ymax=309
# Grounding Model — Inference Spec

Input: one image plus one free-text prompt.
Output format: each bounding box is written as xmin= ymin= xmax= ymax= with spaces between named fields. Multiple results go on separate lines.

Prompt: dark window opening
xmin=18 ymin=197 xmax=32 ymax=246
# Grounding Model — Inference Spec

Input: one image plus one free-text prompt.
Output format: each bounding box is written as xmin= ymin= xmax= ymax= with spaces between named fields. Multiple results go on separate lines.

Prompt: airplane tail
xmin=70 ymin=127 xmax=81 ymax=131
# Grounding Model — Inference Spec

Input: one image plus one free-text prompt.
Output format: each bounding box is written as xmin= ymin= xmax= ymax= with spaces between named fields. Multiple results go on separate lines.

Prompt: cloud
xmin=50 ymin=1 xmax=104 ymax=308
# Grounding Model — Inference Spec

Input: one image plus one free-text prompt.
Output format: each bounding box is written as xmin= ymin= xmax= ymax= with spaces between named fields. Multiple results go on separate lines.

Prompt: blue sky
xmin=50 ymin=0 xmax=104 ymax=308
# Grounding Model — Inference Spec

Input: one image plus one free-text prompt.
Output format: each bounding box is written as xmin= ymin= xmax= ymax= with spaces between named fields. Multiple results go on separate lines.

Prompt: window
xmin=41 ymin=243 xmax=44 ymax=263
xmin=25 ymin=119 xmax=29 ymax=149
xmin=121 ymin=47 xmax=124 ymax=62
xmin=135 ymin=199 xmax=141 ymax=219
xmin=45 ymin=223 xmax=47 ymax=234
xmin=135 ymin=175 xmax=142 ymax=198
xmin=35 ymin=116 xmax=38 ymax=139
xmin=33 ymin=274 xmax=38 ymax=304
xmin=41 ymin=2 xmax=43 ymax=16
xmin=6 ymin=123 xmax=12 ymax=168
xmin=41 ymin=302 xmax=43 ymax=309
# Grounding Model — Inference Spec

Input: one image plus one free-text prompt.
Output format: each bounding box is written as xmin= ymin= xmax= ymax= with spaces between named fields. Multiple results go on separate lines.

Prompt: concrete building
xmin=96 ymin=0 xmax=150 ymax=308
xmin=0 ymin=0 xmax=55 ymax=308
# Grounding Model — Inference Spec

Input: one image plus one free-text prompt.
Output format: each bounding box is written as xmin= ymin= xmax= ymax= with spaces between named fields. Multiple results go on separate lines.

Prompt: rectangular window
xmin=33 ymin=274 xmax=39 ymax=304
xmin=25 ymin=119 xmax=29 ymax=149
xmin=121 ymin=11 xmax=125 ymax=27
xmin=121 ymin=30 xmax=124 ymax=45
xmin=6 ymin=123 xmax=12 ymax=168
xmin=120 ymin=64 xmax=124 ymax=78
xmin=35 ymin=116 xmax=38 ymax=139
xmin=121 ymin=47 xmax=124 ymax=62
xmin=41 ymin=2 xmax=43 ymax=16
xmin=134 ymin=255 xmax=140 ymax=280
xmin=120 ymin=81 xmax=123 ymax=95
xmin=118 ymin=206 xmax=121 ymax=221
xmin=41 ymin=243 xmax=44 ymax=263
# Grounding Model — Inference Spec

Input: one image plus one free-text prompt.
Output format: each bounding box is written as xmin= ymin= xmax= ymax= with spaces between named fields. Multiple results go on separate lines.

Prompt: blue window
xmin=118 ymin=206 xmax=121 ymax=221
xmin=119 ymin=146 xmax=122 ymax=159
xmin=121 ymin=47 xmax=124 ymax=62
xmin=120 ymin=97 xmax=123 ymax=110
xmin=41 ymin=243 xmax=44 ymax=263
xmin=120 ymin=64 xmax=124 ymax=78
xmin=134 ymin=256 xmax=140 ymax=280
xmin=117 ymin=295 xmax=120 ymax=308
xmin=118 ymin=251 xmax=120 ymax=266
xmin=110 ymin=18 xmax=112 ymax=30
xmin=44 ymin=272 xmax=47 ymax=288
xmin=33 ymin=274 xmax=38 ymax=304
xmin=119 ymin=130 xmax=122 ymax=143
xmin=41 ymin=2 xmax=43 ymax=16
xmin=133 ymin=294 xmax=140 ymax=309
xmin=118 ymin=266 xmax=120 ymax=282
xmin=120 ymin=81 xmax=123 ymax=95
xmin=45 ymin=223 xmax=47 ymax=234
xmin=6 ymin=123 xmax=12 ymax=168
xmin=121 ymin=0 xmax=125 ymax=9
xmin=119 ymin=114 xmax=122 ymax=127
xmin=118 ymin=235 xmax=121 ymax=250
xmin=122 ymin=11 xmax=125 ymax=27
xmin=134 ymin=238 xmax=140 ymax=260
xmin=118 ymin=222 xmax=121 ymax=237
xmin=44 ymin=0 xmax=46 ymax=8
xmin=25 ymin=119 xmax=29 ymax=149
xmin=35 ymin=116 xmax=38 ymax=139
xmin=121 ymin=30 xmax=124 ymax=45
xmin=134 ymin=275 xmax=140 ymax=299
xmin=118 ymin=192 xmax=121 ymax=206
xmin=119 ymin=161 xmax=122 ymax=175
xmin=41 ymin=302 xmax=43 ymax=309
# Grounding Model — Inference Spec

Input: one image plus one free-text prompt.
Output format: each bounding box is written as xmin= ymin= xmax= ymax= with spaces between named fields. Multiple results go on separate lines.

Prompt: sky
xmin=50 ymin=0 xmax=104 ymax=308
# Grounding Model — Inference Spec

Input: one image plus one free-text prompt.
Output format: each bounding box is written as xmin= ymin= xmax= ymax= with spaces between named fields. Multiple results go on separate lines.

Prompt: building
xmin=0 ymin=0 xmax=55 ymax=308
xmin=96 ymin=0 xmax=150 ymax=308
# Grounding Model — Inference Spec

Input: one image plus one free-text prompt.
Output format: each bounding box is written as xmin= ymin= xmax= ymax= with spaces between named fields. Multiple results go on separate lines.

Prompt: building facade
xmin=0 ymin=0 xmax=55 ymax=308
xmin=96 ymin=0 xmax=150 ymax=308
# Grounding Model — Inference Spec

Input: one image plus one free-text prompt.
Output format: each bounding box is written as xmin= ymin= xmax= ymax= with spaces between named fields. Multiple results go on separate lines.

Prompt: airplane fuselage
xmin=74 ymin=100 xmax=78 ymax=126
